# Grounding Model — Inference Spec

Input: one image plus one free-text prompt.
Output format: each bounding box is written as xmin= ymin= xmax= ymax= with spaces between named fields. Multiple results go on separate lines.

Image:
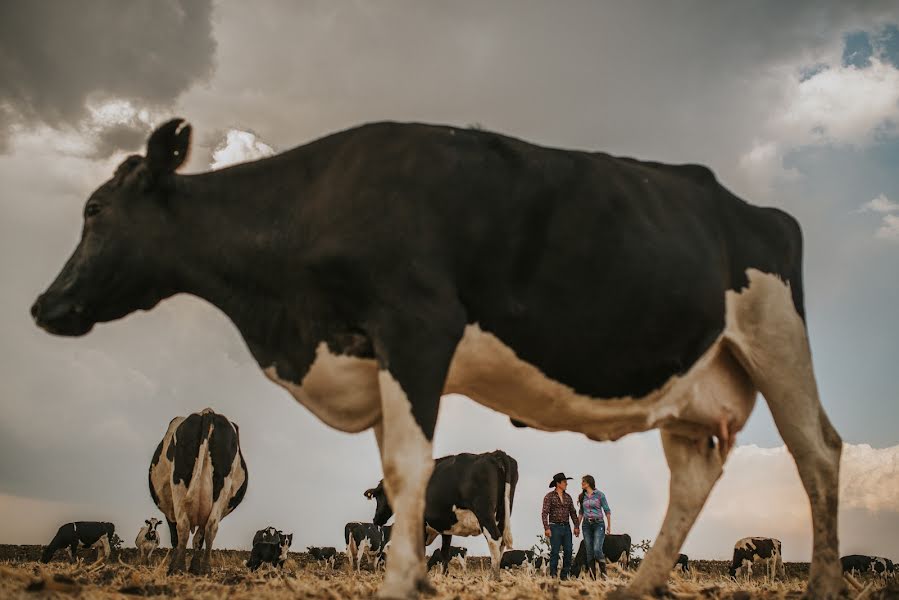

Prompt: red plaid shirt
xmin=542 ymin=490 xmax=578 ymax=529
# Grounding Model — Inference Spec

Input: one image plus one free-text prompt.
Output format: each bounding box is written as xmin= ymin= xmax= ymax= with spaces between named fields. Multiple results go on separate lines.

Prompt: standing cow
xmin=365 ymin=450 xmax=517 ymax=576
xmin=41 ymin=521 xmax=115 ymax=564
xmin=247 ymin=530 xmax=293 ymax=571
xmin=428 ymin=546 xmax=467 ymax=573
xmin=135 ymin=518 xmax=162 ymax=564
xmin=571 ymin=533 xmax=632 ymax=578
xmin=345 ymin=522 xmax=392 ymax=572
xmin=309 ymin=546 xmax=339 ymax=569
xmin=729 ymin=537 xmax=786 ymax=581
xmin=32 ymin=118 xmax=843 ymax=599
xmin=149 ymin=409 xmax=248 ymax=574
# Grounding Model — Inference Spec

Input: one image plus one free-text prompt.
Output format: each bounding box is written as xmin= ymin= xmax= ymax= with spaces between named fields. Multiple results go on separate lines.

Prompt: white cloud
xmin=739 ymin=58 xmax=899 ymax=190
xmin=858 ymin=193 xmax=899 ymax=213
xmin=210 ymin=129 xmax=275 ymax=170
xmin=875 ymin=214 xmax=899 ymax=241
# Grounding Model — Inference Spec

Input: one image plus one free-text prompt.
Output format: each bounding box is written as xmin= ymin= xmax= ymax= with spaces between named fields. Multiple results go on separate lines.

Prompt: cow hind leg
xmin=623 ymin=429 xmax=723 ymax=598
xmin=727 ymin=274 xmax=843 ymax=599
xmin=168 ymin=512 xmax=191 ymax=574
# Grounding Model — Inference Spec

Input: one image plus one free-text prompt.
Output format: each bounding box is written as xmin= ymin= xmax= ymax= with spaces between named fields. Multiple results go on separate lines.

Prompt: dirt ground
xmin=0 ymin=546 xmax=894 ymax=599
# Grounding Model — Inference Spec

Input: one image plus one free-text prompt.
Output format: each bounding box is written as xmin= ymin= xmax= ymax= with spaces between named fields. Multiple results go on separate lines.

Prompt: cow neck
xmin=168 ymin=171 xmax=300 ymax=353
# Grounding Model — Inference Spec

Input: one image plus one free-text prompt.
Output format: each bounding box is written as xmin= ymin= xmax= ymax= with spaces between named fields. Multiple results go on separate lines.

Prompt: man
xmin=542 ymin=472 xmax=580 ymax=579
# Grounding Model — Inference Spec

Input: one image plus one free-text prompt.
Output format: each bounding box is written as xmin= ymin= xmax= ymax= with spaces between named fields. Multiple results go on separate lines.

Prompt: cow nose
xmin=30 ymin=295 xmax=44 ymax=320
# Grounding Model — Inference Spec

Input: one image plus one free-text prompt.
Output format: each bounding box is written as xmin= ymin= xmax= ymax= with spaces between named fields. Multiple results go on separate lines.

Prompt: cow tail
xmin=344 ymin=523 xmax=352 ymax=546
xmin=185 ymin=412 xmax=214 ymax=504
xmin=500 ymin=454 xmax=515 ymax=549
xmin=494 ymin=458 xmax=513 ymax=549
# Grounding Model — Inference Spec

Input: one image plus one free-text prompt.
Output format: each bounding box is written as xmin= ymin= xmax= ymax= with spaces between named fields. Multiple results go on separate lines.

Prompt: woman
xmin=578 ymin=475 xmax=611 ymax=579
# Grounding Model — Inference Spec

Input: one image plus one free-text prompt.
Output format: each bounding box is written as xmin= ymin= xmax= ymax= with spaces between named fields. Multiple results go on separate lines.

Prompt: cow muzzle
xmin=31 ymin=292 xmax=93 ymax=336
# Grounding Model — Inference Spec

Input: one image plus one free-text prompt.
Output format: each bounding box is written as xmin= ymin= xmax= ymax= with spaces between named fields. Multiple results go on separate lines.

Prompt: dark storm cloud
xmin=0 ymin=0 xmax=216 ymax=153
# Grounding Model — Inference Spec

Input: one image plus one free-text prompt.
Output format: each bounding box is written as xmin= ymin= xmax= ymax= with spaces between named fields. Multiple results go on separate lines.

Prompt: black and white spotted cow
xmin=729 ymin=537 xmax=785 ymax=581
xmin=841 ymin=555 xmax=895 ymax=579
xmin=366 ymin=450 xmax=518 ymax=577
xmin=499 ymin=549 xmax=546 ymax=575
xmin=247 ymin=531 xmax=293 ymax=571
xmin=344 ymin=522 xmax=391 ymax=572
xmin=33 ymin=118 xmax=844 ymax=599
xmin=308 ymin=546 xmax=339 ymax=569
xmin=427 ymin=546 xmax=467 ymax=573
xmin=135 ymin=518 xmax=162 ymax=564
xmin=673 ymin=553 xmax=690 ymax=574
xmin=571 ymin=533 xmax=632 ymax=577
xmin=40 ymin=521 xmax=115 ymax=564
xmin=148 ymin=409 xmax=248 ymax=574
xmin=253 ymin=526 xmax=282 ymax=547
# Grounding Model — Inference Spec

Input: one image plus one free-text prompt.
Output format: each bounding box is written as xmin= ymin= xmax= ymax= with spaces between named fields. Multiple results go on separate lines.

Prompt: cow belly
xmin=264 ymin=342 xmax=381 ymax=433
xmin=428 ymin=508 xmax=482 ymax=538
xmin=444 ymin=322 xmax=756 ymax=443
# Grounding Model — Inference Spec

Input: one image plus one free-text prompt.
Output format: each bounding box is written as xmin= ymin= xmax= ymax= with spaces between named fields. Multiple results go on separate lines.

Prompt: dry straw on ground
xmin=0 ymin=552 xmax=895 ymax=599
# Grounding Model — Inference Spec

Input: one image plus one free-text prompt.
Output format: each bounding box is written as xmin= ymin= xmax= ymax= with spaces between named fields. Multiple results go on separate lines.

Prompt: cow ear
xmin=363 ymin=488 xmax=375 ymax=499
xmin=146 ymin=118 xmax=191 ymax=176
xmin=145 ymin=519 xmax=150 ymax=525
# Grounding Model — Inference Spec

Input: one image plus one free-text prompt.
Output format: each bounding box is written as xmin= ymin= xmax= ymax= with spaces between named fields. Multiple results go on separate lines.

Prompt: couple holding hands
xmin=541 ymin=472 xmax=612 ymax=579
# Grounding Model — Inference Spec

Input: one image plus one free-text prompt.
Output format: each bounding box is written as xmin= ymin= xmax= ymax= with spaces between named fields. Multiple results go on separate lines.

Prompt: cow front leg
xmin=622 ymin=430 xmax=723 ymax=598
xmin=373 ymin=313 xmax=462 ymax=600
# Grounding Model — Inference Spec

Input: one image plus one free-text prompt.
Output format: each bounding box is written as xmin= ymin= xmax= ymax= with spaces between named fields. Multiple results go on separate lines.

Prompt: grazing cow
xmin=427 ymin=546 xmax=467 ymax=573
xmin=309 ymin=546 xmax=339 ymax=569
xmin=571 ymin=533 xmax=632 ymax=577
xmin=41 ymin=521 xmax=115 ymax=564
xmin=135 ymin=518 xmax=162 ymax=564
xmin=873 ymin=557 xmax=895 ymax=579
xmin=729 ymin=537 xmax=785 ymax=581
xmin=32 ymin=118 xmax=843 ymax=599
xmin=366 ymin=450 xmax=518 ymax=577
xmin=500 ymin=549 xmax=538 ymax=573
xmin=247 ymin=532 xmax=293 ymax=571
xmin=345 ymin=522 xmax=391 ymax=572
xmin=673 ymin=553 xmax=689 ymax=574
xmin=148 ymin=409 xmax=248 ymax=574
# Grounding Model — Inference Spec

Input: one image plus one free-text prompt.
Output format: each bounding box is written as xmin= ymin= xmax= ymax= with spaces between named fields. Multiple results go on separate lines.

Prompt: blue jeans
xmin=582 ymin=519 xmax=606 ymax=564
xmin=548 ymin=523 xmax=573 ymax=578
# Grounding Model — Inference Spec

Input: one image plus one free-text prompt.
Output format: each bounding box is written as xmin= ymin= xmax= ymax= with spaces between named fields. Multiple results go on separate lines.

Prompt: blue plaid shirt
xmin=579 ymin=490 xmax=610 ymax=522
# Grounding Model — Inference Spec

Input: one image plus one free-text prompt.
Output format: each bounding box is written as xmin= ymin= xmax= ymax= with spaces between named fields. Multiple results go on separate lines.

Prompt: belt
xmin=549 ymin=522 xmax=569 ymax=525
xmin=584 ymin=518 xmax=604 ymax=523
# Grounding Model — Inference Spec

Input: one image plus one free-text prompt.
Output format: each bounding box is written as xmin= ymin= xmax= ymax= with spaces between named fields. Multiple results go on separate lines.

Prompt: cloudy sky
xmin=1 ymin=1 xmax=898 ymax=562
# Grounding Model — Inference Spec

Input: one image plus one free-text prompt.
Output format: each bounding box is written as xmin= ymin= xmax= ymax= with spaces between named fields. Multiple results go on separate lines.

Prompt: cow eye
xmin=84 ymin=203 xmax=102 ymax=218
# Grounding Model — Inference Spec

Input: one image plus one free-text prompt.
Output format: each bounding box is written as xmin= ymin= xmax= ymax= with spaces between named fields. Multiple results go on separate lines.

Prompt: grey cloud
xmin=90 ymin=122 xmax=151 ymax=159
xmin=0 ymin=0 xmax=216 ymax=152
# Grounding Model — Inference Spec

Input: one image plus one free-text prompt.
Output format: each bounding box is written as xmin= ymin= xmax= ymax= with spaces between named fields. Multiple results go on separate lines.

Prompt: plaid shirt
xmin=542 ymin=490 xmax=578 ymax=529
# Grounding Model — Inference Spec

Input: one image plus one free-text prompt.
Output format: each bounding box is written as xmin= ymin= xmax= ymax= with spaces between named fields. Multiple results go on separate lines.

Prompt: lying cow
xmin=33 ymin=117 xmax=844 ymax=599
xmin=366 ymin=450 xmax=518 ymax=576
xmin=428 ymin=546 xmax=467 ymax=573
xmin=499 ymin=549 xmax=545 ymax=575
xmin=345 ymin=522 xmax=391 ymax=572
xmin=309 ymin=546 xmax=339 ymax=569
xmin=673 ymin=553 xmax=690 ymax=574
xmin=729 ymin=537 xmax=785 ymax=581
xmin=135 ymin=518 xmax=162 ymax=564
xmin=247 ymin=530 xmax=293 ymax=571
xmin=41 ymin=521 xmax=115 ymax=564
xmin=149 ymin=409 xmax=248 ymax=574
xmin=841 ymin=555 xmax=895 ymax=579
xmin=571 ymin=533 xmax=632 ymax=578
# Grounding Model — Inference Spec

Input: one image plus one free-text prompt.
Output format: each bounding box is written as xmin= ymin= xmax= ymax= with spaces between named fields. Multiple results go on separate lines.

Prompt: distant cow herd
xmin=37 ymin=409 xmax=895 ymax=586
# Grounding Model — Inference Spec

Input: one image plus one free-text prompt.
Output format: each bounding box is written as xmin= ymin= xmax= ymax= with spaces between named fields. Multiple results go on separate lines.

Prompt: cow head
xmin=279 ymin=533 xmax=293 ymax=561
xmin=31 ymin=119 xmax=191 ymax=336
xmin=144 ymin=518 xmax=161 ymax=541
xmin=364 ymin=481 xmax=393 ymax=526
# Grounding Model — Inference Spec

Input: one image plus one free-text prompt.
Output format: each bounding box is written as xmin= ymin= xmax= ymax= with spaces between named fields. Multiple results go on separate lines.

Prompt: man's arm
xmin=541 ymin=494 xmax=551 ymax=531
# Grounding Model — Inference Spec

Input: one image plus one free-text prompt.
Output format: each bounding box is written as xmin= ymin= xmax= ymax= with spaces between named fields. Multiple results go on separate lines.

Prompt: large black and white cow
xmin=148 ymin=408 xmax=248 ymax=574
xmin=729 ymin=537 xmax=786 ymax=581
xmin=365 ymin=450 xmax=518 ymax=576
xmin=345 ymin=522 xmax=392 ymax=572
xmin=41 ymin=521 xmax=115 ymax=564
xmin=32 ymin=118 xmax=843 ymax=599
xmin=135 ymin=518 xmax=162 ymax=564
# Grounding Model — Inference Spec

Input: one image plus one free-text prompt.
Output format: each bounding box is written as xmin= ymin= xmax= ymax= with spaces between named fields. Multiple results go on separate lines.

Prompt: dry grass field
xmin=0 ymin=546 xmax=895 ymax=599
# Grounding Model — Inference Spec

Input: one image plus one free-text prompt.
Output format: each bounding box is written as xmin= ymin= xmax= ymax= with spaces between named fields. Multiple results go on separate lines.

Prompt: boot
xmin=597 ymin=560 xmax=607 ymax=579
xmin=586 ymin=559 xmax=596 ymax=580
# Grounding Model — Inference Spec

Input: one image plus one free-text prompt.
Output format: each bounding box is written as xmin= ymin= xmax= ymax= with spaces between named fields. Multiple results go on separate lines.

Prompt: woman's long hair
xmin=579 ymin=475 xmax=596 ymax=506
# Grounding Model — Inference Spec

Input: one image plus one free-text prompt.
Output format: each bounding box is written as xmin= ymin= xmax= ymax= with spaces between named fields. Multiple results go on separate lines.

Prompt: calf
xmin=253 ymin=526 xmax=281 ymax=547
xmin=308 ymin=546 xmax=338 ymax=569
xmin=247 ymin=532 xmax=293 ymax=571
xmin=843 ymin=555 xmax=896 ymax=579
xmin=428 ymin=546 xmax=467 ymax=573
xmin=41 ymin=521 xmax=115 ymax=564
xmin=571 ymin=534 xmax=632 ymax=578
xmin=34 ymin=117 xmax=844 ymax=600
xmin=729 ymin=537 xmax=785 ymax=581
xmin=673 ymin=553 xmax=689 ymax=574
xmin=499 ymin=549 xmax=542 ymax=575
xmin=366 ymin=450 xmax=518 ymax=576
xmin=135 ymin=518 xmax=162 ymax=564
xmin=149 ymin=409 xmax=248 ymax=574
xmin=345 ymin=522 xmax=391 ymax=572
